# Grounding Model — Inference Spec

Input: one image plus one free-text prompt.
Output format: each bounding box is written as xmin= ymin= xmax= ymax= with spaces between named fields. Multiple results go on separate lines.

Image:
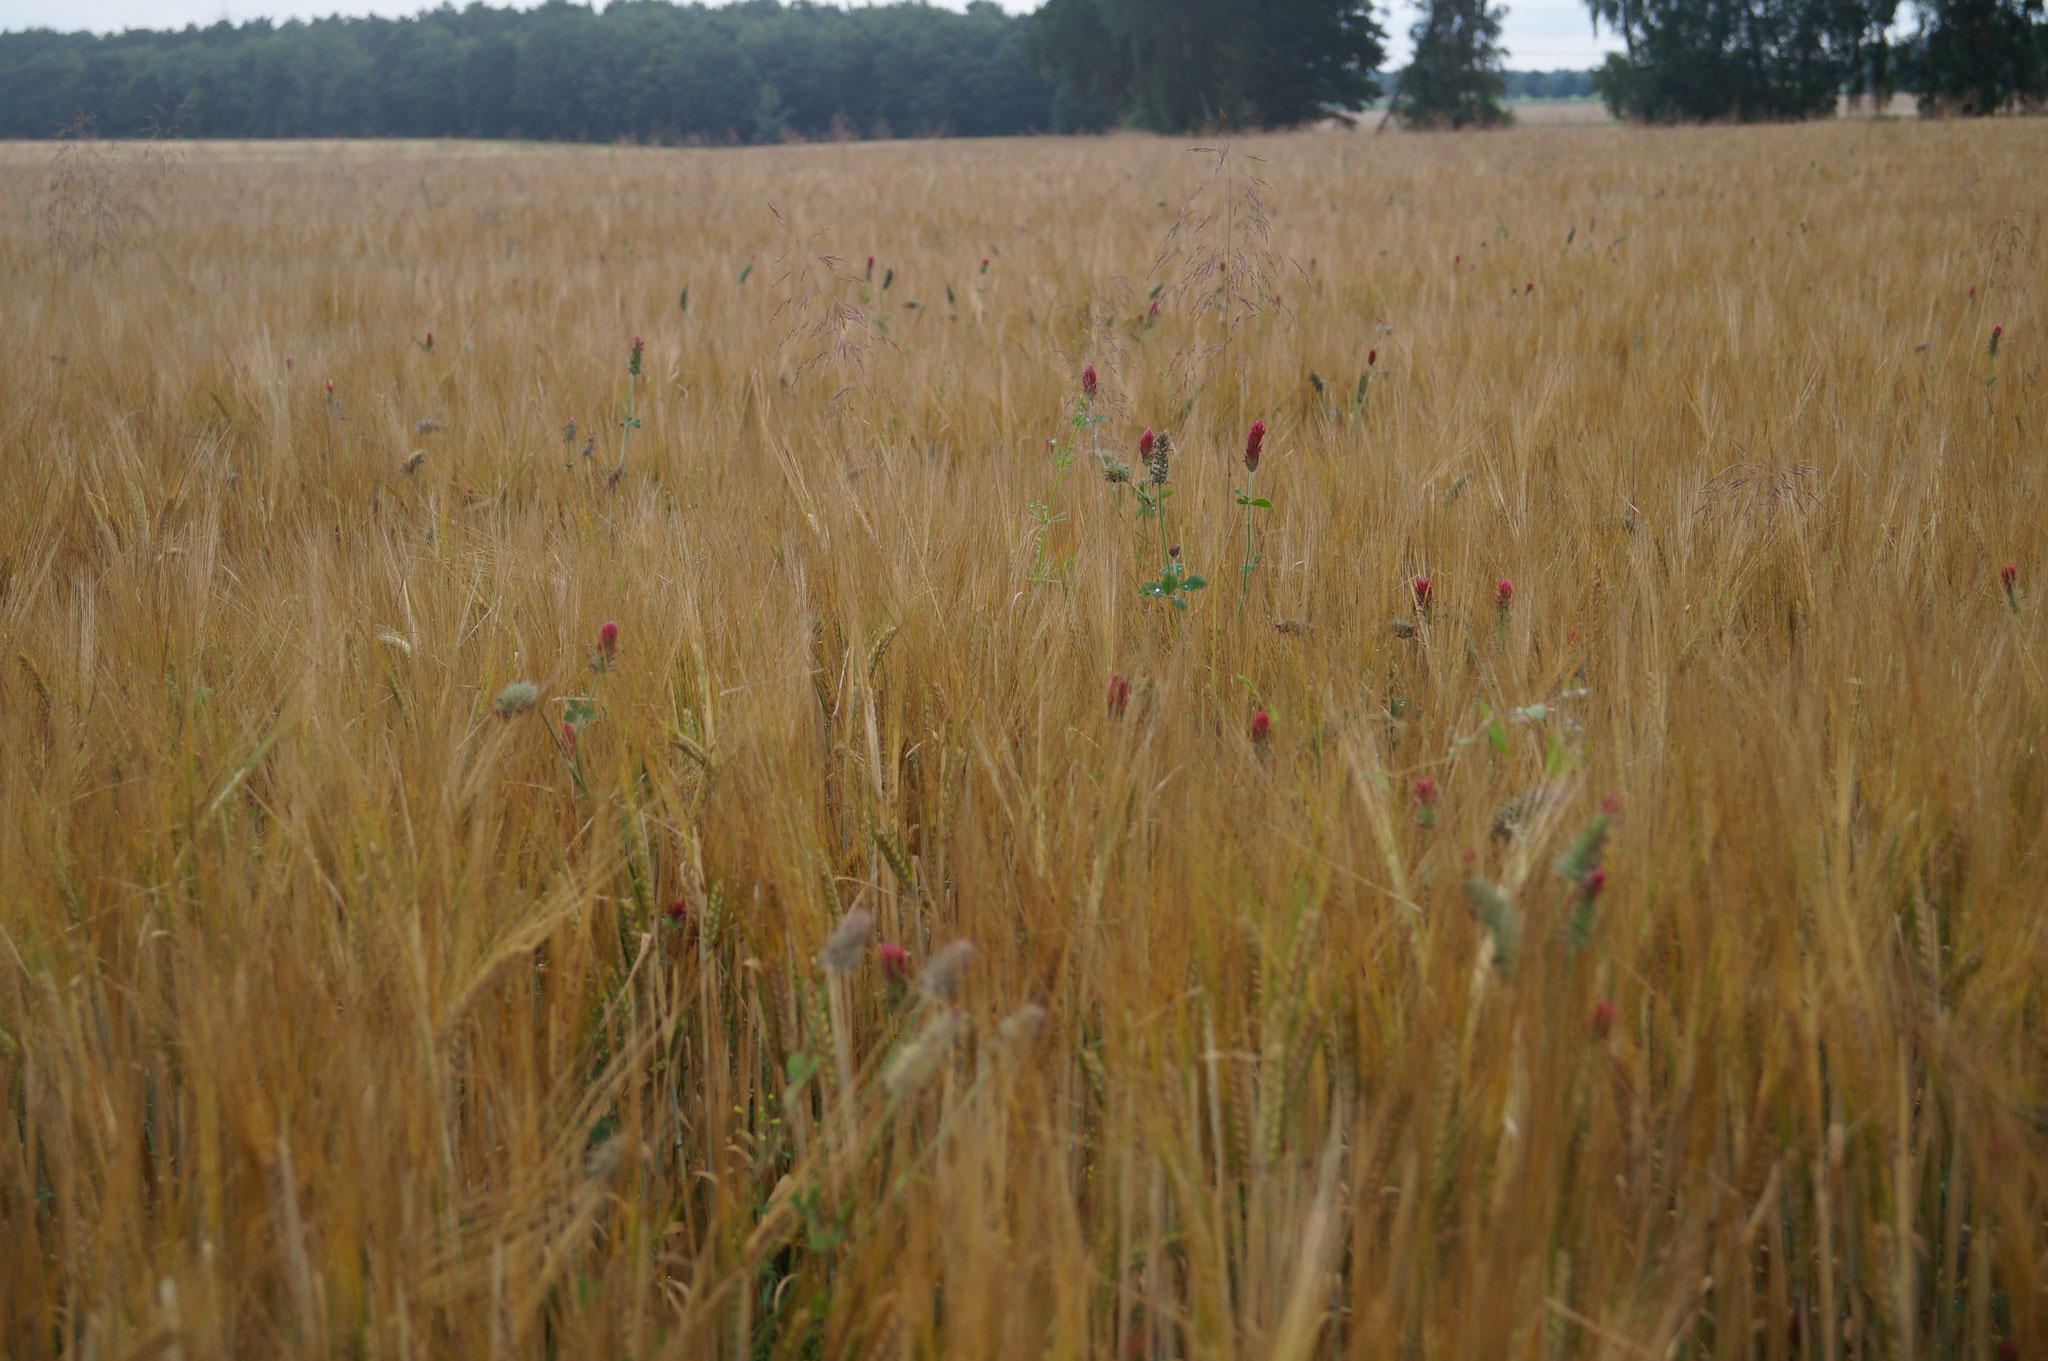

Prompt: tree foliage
xmin=1907 ymin=0 xmax=2048 ymax=112
xmin=1393 ymin=0 xmax=1510 ymax=127
xmin=1029 ymin=0 xmax=1387 ymax=131
xmin=0 ymin=0 xmax=1108 ymax=143
xmin=1586 ymin=0 xmax=1897 ymax=120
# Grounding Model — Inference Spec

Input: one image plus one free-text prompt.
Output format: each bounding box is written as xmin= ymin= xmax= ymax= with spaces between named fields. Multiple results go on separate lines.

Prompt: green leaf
xmin=1247 ymin=497 xmax=1272 ymax=509
xmin=1180 ymin=574 xmax=1207 ymax=591
xmin=1477 ymin=701 xmax=1507 ymax=754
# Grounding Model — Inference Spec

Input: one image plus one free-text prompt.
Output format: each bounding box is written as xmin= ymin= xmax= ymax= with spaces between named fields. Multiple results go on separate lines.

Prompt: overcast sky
xmin=0 ymin=0 xmax=1624 ymax=68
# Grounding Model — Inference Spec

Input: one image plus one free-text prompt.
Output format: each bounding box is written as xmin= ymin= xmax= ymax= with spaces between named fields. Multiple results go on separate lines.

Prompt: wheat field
xmin=1 ymin=120 xmax=2044 ymax=1359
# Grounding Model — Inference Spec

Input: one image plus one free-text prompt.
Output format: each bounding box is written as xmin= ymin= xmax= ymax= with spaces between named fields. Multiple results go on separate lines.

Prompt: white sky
xmin=0 ymin=0 xmax=1624 ymax=69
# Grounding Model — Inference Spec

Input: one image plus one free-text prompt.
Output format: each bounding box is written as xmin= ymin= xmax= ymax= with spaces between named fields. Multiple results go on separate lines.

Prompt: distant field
xmin=1502 ymin=98 xmax=1617 ymax=124
xmin=1364 ymin=93 xmax=1926 ymax=125
xmin=1840 ymin=92 xmax=1926 ymax=116
xmin=2 ymin=121 xmax=2044 ymax=1358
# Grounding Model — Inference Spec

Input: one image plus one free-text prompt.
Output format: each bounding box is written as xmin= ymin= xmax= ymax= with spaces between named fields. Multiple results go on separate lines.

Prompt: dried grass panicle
xmin=1148 ymin=143 xmax=1292 ymax=394
xmin=765 ymin=202 xmax=898 ymax=392
xmin=40 ymin=113 xmax=181 ymax=267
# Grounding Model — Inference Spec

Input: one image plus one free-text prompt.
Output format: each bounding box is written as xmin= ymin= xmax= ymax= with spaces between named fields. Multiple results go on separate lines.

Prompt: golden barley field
xmin=2 ymin=119 xmax=2045 ymax=1360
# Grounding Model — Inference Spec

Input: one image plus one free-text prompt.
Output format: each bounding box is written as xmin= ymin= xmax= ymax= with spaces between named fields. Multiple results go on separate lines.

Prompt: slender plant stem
xmin=617 ymin=371 xmax=636 ymax=474
xmin=1238 ymin=465 xmax=1255 ymax=622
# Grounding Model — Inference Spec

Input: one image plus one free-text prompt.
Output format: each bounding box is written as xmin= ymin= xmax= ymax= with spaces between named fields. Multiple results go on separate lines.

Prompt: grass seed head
xmin=997 ymin=1003 xmax=1047 ymax=1052
xmin=493 ymin=680 xmax=538 ymax=719
xmin=883 ymin=1010 xmax=961 ymax=1097
xmin=1146 ymin=429 xmax=1171 ymax=485
xmin=820 ymin=908 xmax=873 ymax=974
xmin=918 ymin=939 xmax=975 ymax=1000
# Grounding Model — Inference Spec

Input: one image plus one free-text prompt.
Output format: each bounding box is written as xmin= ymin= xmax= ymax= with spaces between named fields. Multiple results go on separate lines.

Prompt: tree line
xmin=0 ymin=1 xmax=1107 ymax=142
xmin=1 ymin=0 xmax=2041 ymax=142
xmin=1588 ymin=0 xmax=2048 ymax=119
xmin=1034 ymin=0 xmax=2045 ymax=126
